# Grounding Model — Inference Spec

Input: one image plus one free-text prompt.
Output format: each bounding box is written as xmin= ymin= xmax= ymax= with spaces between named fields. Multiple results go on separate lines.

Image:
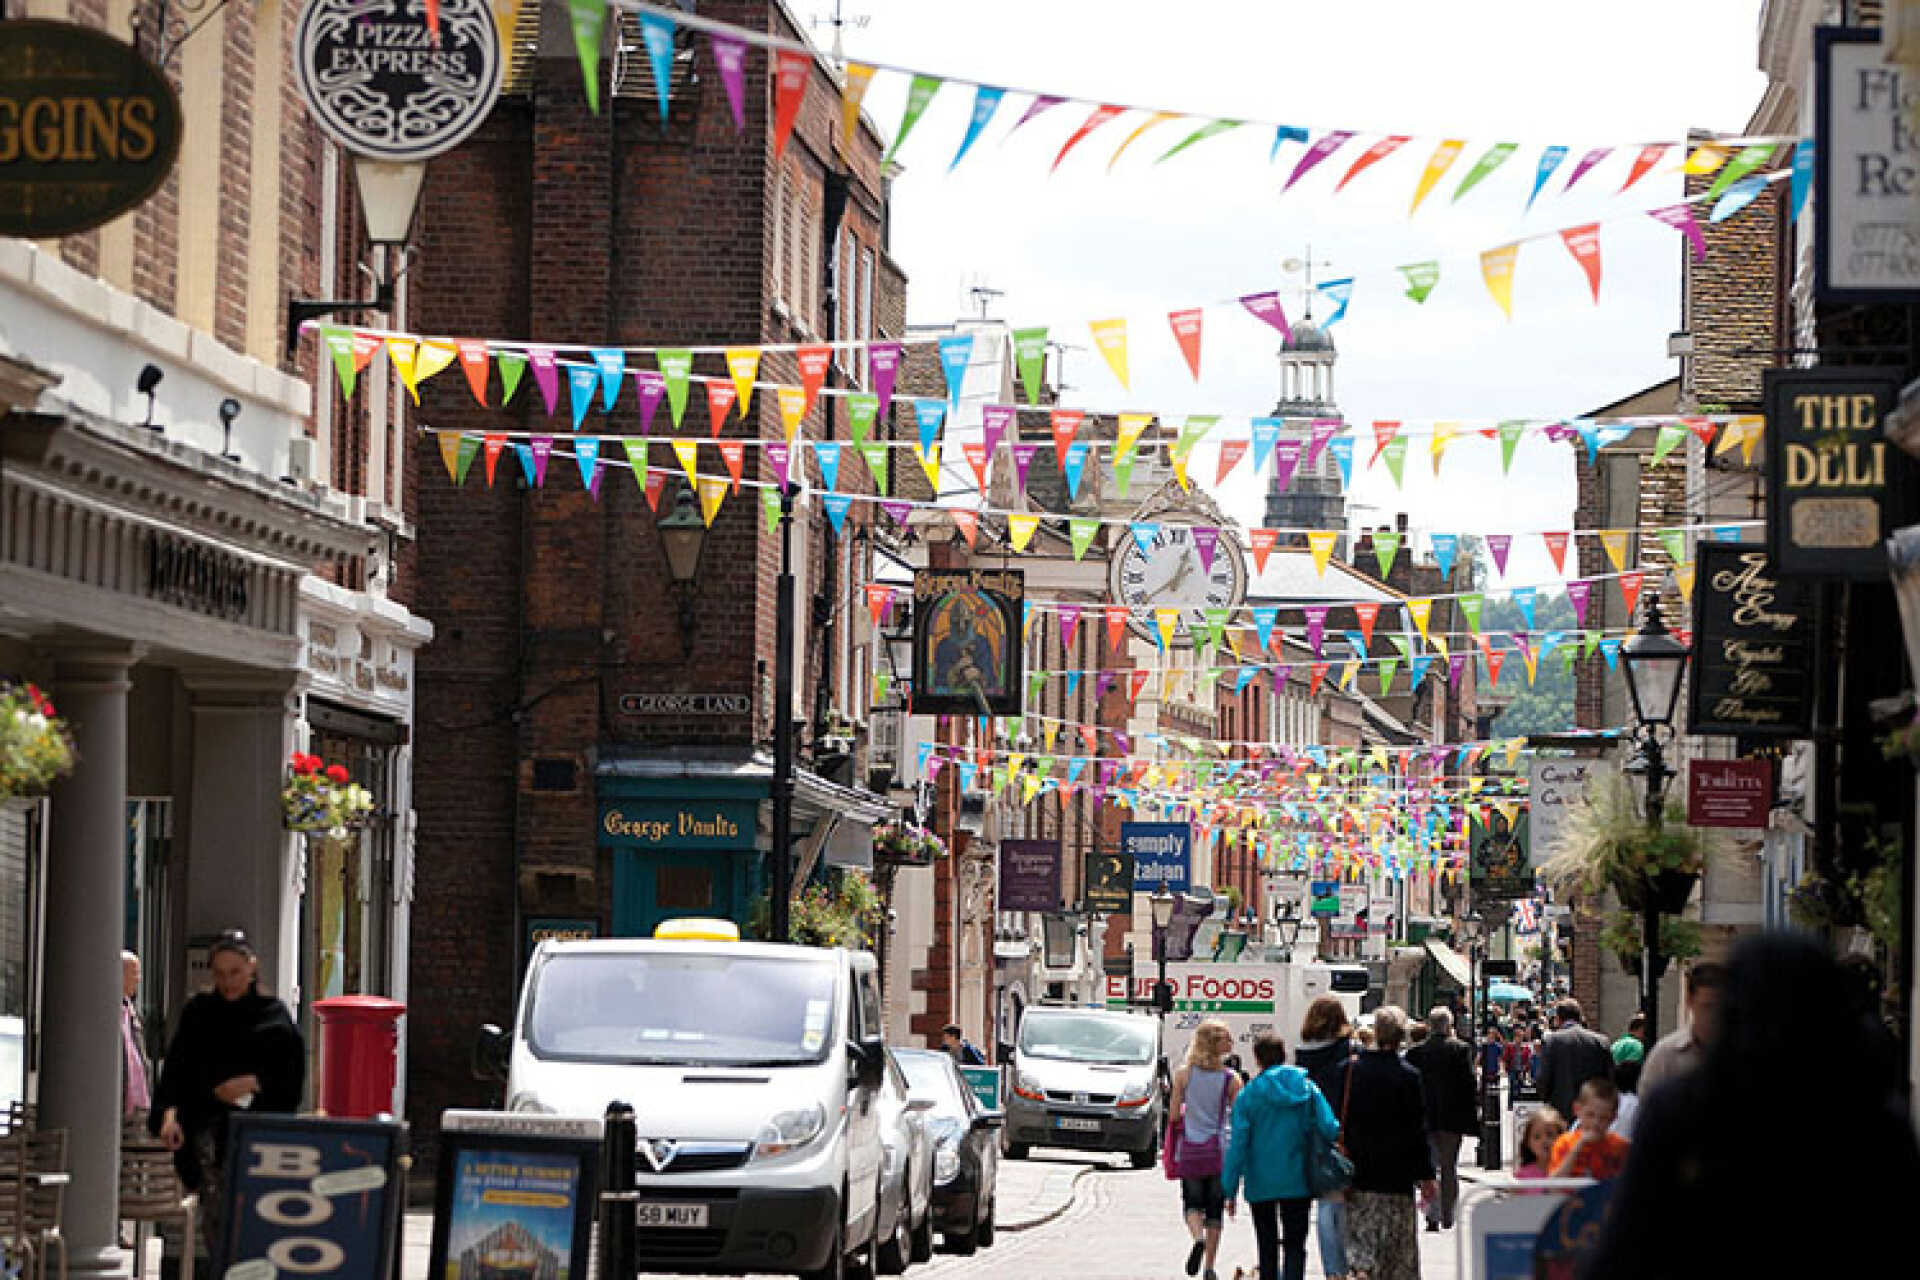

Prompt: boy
xmin=1549 ymin=1077 xmax=1631 ymax=1179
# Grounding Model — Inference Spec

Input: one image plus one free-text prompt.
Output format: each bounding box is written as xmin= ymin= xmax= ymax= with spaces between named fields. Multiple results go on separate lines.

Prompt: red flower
xmin=325 ymin=764 xmax=350 ymax=784
xmin=290 ymin=753 xmax=320 ymax=775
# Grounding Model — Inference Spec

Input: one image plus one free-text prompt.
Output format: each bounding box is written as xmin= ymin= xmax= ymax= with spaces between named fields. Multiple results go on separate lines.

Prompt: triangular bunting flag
xmin=1090 ymin=318 xmax=1130 ymax=389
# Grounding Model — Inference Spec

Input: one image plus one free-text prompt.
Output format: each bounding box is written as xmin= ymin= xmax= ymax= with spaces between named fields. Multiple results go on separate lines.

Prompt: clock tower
xmin=1262 ymin=318 xmax=1349 ymax=545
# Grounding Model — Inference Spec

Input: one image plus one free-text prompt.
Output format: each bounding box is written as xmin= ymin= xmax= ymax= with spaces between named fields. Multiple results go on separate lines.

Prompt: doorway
xmin=612 ymin=851 xmax=756 ymax=938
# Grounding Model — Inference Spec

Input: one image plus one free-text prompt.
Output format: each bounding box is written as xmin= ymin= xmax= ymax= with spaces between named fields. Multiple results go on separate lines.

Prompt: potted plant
xmin=1540 ymin=771 xmax=1707 ymax=914
xmin=874 ymin=821 xmax=946 ymax=866
xmin=0 ymin=681 xmax=75 ymax=799
xmin=281 ymin=752 xmax=375 ymax=838
xmin=753 ymin=871 xmax=884 ymax=949
xmin=1599 ymin=910 xmax=1701 ymax=976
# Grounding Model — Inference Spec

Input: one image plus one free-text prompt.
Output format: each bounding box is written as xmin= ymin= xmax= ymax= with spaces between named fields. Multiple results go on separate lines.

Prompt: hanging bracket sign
xmin=1687 ymin=542 xmax=1818 ymax=737
xmin=294 ymin=0 xmax=504 ymax=161
xmin=1764 ymin=367 xmax=1913 ymax=579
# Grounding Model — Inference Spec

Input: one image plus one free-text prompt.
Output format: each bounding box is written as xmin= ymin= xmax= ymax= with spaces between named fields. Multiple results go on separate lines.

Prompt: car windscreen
xmin=1017 ymin=1012 xmax=1156 ymax=1065
xmin=525 ymin=951 xmax=837 ymax=1066
xmin=895 ymin=1051 xmax=969 ymax=1117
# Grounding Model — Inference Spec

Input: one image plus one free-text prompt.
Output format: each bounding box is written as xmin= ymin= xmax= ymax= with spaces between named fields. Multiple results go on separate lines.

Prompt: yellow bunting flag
xmin=671 ymin=438 xmax=699 ymax=484
xmin=777 ymin=385 xmax=807 ymax=440
xmin=1090 ymin=317 xmax=1130 ymax=389
xmin=1683 ymin=142 xmax=1730 ymax=174
xmin=1410 ymin=138 xmax=1465 ymax=214
xmin=1600 ymin=529 xmax=1630 ymax=572
xmin=1504 ymin=738 xmax=1526 ymax=768
xmin=1109 ymin=111 xmax=1179 ymax=170
xmin=1339 ymin=661 xmax=1358 ymax=691
xmin=1674 ymin=561 xmax=1697 ymax=600
xmin=1008 ymin=513 xmax=1040 ymax=552
xmin=918 ymin=441 xmax=941 ymax=490
xmin=697 ymin=476 xmax=727 ymax=526
xmin=1022 ymin=774 xmax=1041 ymax=805
xmin=1430 ymin=421 xmax=1459 ymax=473
xmin=387 ymin=338 xmax=421 ymax=401
xmin=1116 ymin=412 xmax=1153 ymax=462
xmin=1172 ymin=449 xmax=1192 ymax=491
xmin=1407 ymin=598 xmax=1433 ymax=643
xmin=1308 ymin=530 xmax=1338 ymax=576
xmin=1715 ymin=415 xmax=1764 ymax=466
xmin=1480 ymin=243 xmax=1520 ymax=319
xmin=414 ymin=340 xmax=459 ymax=394
xmin=1432 ymin=634 xmax=1449 ymax=659
xmin=1154 ymin=607 xmax=1181 ymax=650
xmin=437 ymin=431 xmax=462 ymax=482
xmin=726 ymin=348 xmax=761 ymax=417
xmin=842 ymin=63 xmax=877 ymax=148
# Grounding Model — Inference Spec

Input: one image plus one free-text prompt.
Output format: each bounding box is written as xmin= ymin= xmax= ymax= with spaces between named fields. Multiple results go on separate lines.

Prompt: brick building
xmin=404 ymin=1 xmax=910 ymax=1153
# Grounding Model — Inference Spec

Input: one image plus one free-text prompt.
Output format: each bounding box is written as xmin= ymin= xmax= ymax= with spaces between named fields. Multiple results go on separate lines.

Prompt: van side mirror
xmin=852 ymin=1038 xmax=885 ymax=1089
xmin=472 ymin=1023 xmax=510 ymax=1082
xmin=971 ymin=1110 xmax=1005 ymax=1131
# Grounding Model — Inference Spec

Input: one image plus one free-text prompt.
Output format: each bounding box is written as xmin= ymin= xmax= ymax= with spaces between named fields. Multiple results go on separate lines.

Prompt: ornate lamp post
xmin=656 ymin=482 xmax=709 ymax=656
xmin=1150 ymin=888 xmax=1177 ymax=1015
xmin=1618 ymin=594 xmax=1692 ymax=1032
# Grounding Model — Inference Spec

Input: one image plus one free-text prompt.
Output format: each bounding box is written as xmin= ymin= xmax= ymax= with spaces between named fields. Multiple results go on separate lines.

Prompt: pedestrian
xmin=1169 ymin=1020 xmax=1242 ymax=1280
xmin=1534 ymin=998 xmax=1611 ymax=1120
xmin=1407 ymin=1022 xmax=1428 ymax=1049
xmin=1354 ymin=1025 xmax=1375 ymax=1050
xmin=1339 ymin=1006 xmax=1437 ymax=1280
xmin=1223 ymin=1030 xmax=1338 ymax=1280
xmin=150 ymin=929 xmax=304 ymax=1255
xmin=1609 ymin=1035 xmax=1644 ymax=1139
xmin=120 ymin=949 xmax=150 ymax=1122
xmin=1295 ymin=996 xmax=1357 ymax=1280
xmin=940 ymin=1022 xmax=986 ymax=1066
xmin=1476 ymin=1024 xmax=1504 ymax=1084
xmin=1547 ymin=1078 xmax=1629 ymax=1179
xmin=1611 ymin=1011 xmax=1647 ymax=1062
xmin=1225 ymin=1053 xmax=1250 ymax=1086
xmin=1636 ymin=963 xmax=1725 ymax=1101
xmin=1585 ymin=934 xmax=1920 ymax=1279
xmin=1403 ymin=1006 xmax=1476 ymax=1232
xmin=1512 ymin=1106 xmax=1566 ymax=1180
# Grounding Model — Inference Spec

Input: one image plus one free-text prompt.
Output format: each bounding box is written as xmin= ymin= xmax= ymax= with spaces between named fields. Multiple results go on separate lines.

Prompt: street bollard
xmin=1478 ymin=1082 xmax=1503 ymax=1170
xmin=601 ymin=1101 xmax=637 ymax=1280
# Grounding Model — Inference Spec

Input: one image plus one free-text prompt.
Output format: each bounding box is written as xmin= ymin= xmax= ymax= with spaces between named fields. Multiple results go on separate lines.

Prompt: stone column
xmin=42 ymin=648 xmax=138 ymax=1279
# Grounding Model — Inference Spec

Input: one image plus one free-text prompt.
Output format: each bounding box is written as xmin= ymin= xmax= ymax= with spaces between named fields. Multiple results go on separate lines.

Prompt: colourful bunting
xmin=1401 ymin=261 xmax=1441 ymax=303
xmin=1649 ymin=202 xmax=1707 ymax=262
xmin=1410 ymin=139 xmax=1464 ymax=213
xmin=1480 ymin=243 xmax=1520 ymax=319
xmin=1453 ymin=141 xmax=1518 ymax=202
xmin=1285 ymin=131 xmax=1354 ymax=191
xmin=568 ymin=0 xmax=606 ymax=115
xmin=772 ymin=49 xmax=809 ymax=157
xmin=1169 ymin=308 xmax=1204 ymax=380
xmin=710 ymin=34 xmax=747 ymax=132
xmin=1090 ymin=318 xmax=1130 ymax=389
xmin=1308 ymin=530 xmax=1337 ymax=577
xmin=1338 ymin=135 xmax=1411 ymax=191
xmin=1054 ymin=104 xmax=1126 ymax=171
xmin=1561 ymin=223 xmax=1603 ymax=302
xmin=1008 ymin=513 xmax=1040 ymax=552
xmin=1529 ymin=145 xmax=1569 ymax=208
xmin=887 ymin=75 xmax=943 ymax=164
xmin=951 ymin=84 xmax=1006 ymax=170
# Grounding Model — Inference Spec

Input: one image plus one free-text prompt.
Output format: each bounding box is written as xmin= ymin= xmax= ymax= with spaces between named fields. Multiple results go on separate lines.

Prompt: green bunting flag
xmin=1014 ymin=327 xmax=1049 ymax=405
xmin=1498 ymin=419 xmax=1526 ymax=473
xmin=1400 ymin=261 xmax=1441 ymax=303
xmin=657 ymin=349 xmax=692 ymax=429
xmin=1652 ymin=423 xmax=1687 ymax=465
xmin=761 ymin=485 xmax=781 ymax=534
xmin=1204 ymin=607 xmax=1229 ymax=651
xmin=455 ymin=435 xmax=480 ymax=485
xmin=1378 ymin=658 xmax=1399 ymax=695
xmin=323 ymin=326 xmax=359 ymax=399
xmin=1454 ymin=141 xmax=1519 ymax=201
xmin=496 ymin=349 xmax=527 ymax=404
xmin=1583 ymin=629 xmax=1601 ymax=659
xmin=847 ymin=392 xmax=878 ymax=446
xmin=1070 ymin=516 xmax=1099 ymax=562
xmin=568 ymin=0 xmax=607 ymax=115
xmin=858 ymin=441 xmax=888 ymax=488
xmin=887 ymin=75 xmax=942 ymax=163
xmin=1381 ymin=435 xmax=1408 ymax=488
xmin=1113 ymin=450 xmax=1137 ymax=496
xmin=1460 ymin=593 xmax=1484 ymax=633
xmin=1158 ymin=118 xmax=1242 ymax=163
xmin=1658 ymin=528 xmax=1690 ymax=564
xmin=1373 ymin=530 xmax=1402 ymax=579
xmin=1705 ymin=142 xmax=1778 ymax=202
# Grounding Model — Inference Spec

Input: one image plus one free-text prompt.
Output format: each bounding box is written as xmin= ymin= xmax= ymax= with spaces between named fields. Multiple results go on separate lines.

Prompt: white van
xmin=477 ymin=933 xmax=889 ymax=1279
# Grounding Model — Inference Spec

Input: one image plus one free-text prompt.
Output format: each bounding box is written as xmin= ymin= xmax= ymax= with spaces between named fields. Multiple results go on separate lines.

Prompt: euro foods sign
xmin=294 ymin=0 xmax=504 ymax=162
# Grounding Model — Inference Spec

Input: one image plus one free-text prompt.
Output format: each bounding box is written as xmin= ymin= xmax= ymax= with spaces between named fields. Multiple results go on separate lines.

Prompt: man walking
xmin=1405 ymin=1006 xmax=1477 ymax=1231
xmin=1639 ymin=963 xmax=1725 ymax=1101
xmin=941 ymin=1023 xmax=986 ymax=1065
xmin=1536 ymin=999 xmax=1612 ymax=1121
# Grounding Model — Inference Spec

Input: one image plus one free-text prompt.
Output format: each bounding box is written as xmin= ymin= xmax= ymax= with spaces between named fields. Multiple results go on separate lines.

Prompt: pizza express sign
xmin=294 ymin=0 xmax=503 ymax=162
xmin=0 ymin=22 xmax=182 ymax=239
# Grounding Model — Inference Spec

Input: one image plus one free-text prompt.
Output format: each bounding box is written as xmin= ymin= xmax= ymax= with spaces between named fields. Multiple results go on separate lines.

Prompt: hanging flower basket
xmin=0 ymin=681 xmax=75 ymax=800
xmin=874 ymin=821 xmax=946 ymax=866
xmin=1615 ymin=869 xmax=1700 ymax=916
xmin=281 ymin=752 xmax=374 ymax=838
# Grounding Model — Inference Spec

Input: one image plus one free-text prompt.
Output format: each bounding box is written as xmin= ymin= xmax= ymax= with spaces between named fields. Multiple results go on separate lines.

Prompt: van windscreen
xmin=1018 ymin=1011 xmax=1156 ymax=1065
xmin=526 ymin=952 xmax=838 ymax=1066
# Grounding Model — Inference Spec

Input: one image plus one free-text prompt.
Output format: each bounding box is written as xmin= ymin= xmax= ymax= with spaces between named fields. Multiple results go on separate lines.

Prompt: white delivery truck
xmin=1105 ymin=960 xmax=1370 ymax=1068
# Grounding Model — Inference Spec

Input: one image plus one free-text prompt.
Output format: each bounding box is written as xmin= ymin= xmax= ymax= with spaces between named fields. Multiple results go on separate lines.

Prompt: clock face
xmin=1108 ymin=524 xmax=1248 ymax=643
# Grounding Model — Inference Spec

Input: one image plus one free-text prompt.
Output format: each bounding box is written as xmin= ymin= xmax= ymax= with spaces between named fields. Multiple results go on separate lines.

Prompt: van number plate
xmin=638 ymin=1203 xmax=710 ymax=1228
xmin=1054 ymin=1116 xmax=1102 ymax=1132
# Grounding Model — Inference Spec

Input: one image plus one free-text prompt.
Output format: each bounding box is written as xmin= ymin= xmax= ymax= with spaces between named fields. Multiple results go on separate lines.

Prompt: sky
xmin=838 ymin=0 xmax=1772 ymax=587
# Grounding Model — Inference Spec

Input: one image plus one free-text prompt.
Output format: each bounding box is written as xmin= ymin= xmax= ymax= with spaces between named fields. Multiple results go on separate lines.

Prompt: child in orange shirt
xmin=1549 ymin=1078 xmax=1631 ymax=1180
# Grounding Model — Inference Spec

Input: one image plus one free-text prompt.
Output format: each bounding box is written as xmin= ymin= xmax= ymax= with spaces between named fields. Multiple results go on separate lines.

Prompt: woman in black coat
xmin=1338 ymin=1007 xmax=1435 ymax=1280
xmin=150 ymin=930 xmax=304 ymax=1252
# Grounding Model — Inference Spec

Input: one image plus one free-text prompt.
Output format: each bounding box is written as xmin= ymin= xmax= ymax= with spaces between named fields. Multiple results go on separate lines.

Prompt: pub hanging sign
xmin=1764 ymin=367 xmax=1913 ymax=579
xmin=911 ymin=568 xmax=1024 ymax=717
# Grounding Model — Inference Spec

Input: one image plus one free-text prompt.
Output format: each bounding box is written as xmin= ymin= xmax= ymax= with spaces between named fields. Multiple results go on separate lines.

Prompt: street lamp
xmin=656 ymin=481 xmax=708 ymax=656
xmin=1618 ymin=593 xmax=1693 ymax=1034
xmin=1150 ymin=888 xmax=1176 ymax=1014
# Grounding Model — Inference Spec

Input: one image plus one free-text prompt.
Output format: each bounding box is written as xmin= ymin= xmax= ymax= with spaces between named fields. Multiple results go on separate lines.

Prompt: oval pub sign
xmin=0 ymin=22 xmax=182 ymax=239
xmin=295 ymin=0 xmax=503 ymax=162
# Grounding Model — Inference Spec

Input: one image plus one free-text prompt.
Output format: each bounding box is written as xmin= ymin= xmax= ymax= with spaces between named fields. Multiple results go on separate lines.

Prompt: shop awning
xmin=1423 ymin=936 xmax=1474 ymax=988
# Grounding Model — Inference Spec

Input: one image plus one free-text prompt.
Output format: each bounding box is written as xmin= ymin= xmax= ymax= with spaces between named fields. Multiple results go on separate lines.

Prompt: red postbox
xmin=313 ymin=995 xmax=405 ymax=1119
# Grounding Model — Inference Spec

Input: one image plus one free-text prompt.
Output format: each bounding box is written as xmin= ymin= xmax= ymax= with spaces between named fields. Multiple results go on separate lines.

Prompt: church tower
xmin=1262 ymin=318 xmax=1348 ymax=540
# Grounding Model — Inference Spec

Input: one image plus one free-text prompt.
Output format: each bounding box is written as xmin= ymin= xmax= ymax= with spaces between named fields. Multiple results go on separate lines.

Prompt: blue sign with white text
xmin=1123 ymin=822 xmax=1191 ymax=891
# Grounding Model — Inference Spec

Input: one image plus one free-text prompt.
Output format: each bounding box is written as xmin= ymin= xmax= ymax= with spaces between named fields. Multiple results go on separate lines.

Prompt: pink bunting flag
xmin=1053 ymin=104 xmax=1125 ymax=172
xmin=1239 ymin=291 xmax=1291 ymax=340
xmin=529 ymin=347 xmax=560 ymax=416
xmin=982 ymin=403 xmax=1015 ymax=457
xmin=1216 ymin=439 xmax=1249 ymax=485
xmin=631 ymin=369 xmax=666 ymax=434
xmin=1193 ymin=527 xmax=1220 ymax=574
xmin=1487 ymin=533 xmax=1512 ymax=576
xmin=1168 ymin=308 xmax=1204 ymax=380
xmin=1012 ymin=443 xmax=1039 ymax=491
xmin=1059 ymin=603 xmax=1082 ymax=649
xmin=709 ymin=34 xmax=748 ymax=133
xmin=1564 ymin=147 xmax=1611 ymax=191
xmin=1567 ymin=579 xmax=1592 ymax=626
xmin=1285 ymin=131 xmax=1355 ymax=192
xmin=1648 ymin=203 xmax=1707 ymax=262
xmin=765 ymin=440 xmax=791 ymax=491
xmin=869 ymin=342 xmax=902 ymax=424
xmin=1272 ymin=439 xmax=1303 ymax=494
xmin=1307 ymin=419 xmax=1340 ymax=468
xmin=881 ymin=499 xmax=911 ymax=528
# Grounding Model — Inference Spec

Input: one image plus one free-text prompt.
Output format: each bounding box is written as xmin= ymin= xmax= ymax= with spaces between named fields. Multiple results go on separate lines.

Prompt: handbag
xmin=1304 ymin=1058 xmax=1356 ymax=1198
xmin=1172 ymin=1128 xmax=1223 ymax=1179
xmin=1162 ymin=1115 xmax=1182 ymax=1181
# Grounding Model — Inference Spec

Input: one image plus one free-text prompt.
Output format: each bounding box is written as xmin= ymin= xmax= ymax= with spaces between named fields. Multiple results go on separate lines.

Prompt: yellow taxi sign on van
xmin=654 ymin=917 xmax=741 ymax=942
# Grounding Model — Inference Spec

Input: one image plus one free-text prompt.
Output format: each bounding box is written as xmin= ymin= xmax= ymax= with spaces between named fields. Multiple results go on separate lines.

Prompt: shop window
xmin=656 ymin=866 xmax=713 ymax=911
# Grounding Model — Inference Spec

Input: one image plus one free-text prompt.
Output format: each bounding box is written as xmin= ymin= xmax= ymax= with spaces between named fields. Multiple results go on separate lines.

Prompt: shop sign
xmin=1082 ymin=849 xmax=1133 ymax=914
xmin=1528 ymin=758 xmax=1606 ymax=867
xmin=0 ymin=22 xmax=183 ymax=239
xmin=1687 ymin=759 xmax=1773 ymax=829
xmin=1688 ymin=542 xmax=1819 ymax=736
xmin=998 ymin=839 xmax=1062 ymax=913
xmin=598 ymin=800 xmax=758 ymax=851
xmin=524 ymin=916 xmax=597 ymax=962
xmin=1765 ymin=366 xmax=1913 ymax=578
xmin=1122 ymin=821 xmax=1190 ymax=891
xmin=1469 ymin=809 xmax=1533 ymax=900
xmin=1815 ymin=27 xmax=1920 ymax=300
xmin=146 ymin=530 xmax=251 ymax=622
xmin=215 ymin=1114 xmax=405 ymax=1278
xmin=427 ymin=1122 xmax=597 ymax=1280
xmin=294 ymin=0 xmax=504 ymax=162
xmin=911 ymin=568 xmax=1025 ymax=717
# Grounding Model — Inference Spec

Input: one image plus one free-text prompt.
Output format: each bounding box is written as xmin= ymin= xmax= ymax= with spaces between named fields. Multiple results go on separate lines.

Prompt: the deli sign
xmin=0 ymin=22 xmax=182 ymax=238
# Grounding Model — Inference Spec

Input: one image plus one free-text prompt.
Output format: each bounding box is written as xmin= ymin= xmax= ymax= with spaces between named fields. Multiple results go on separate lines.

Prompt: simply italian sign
xmin=1123 ymin=822 xmax=1191 ymax=891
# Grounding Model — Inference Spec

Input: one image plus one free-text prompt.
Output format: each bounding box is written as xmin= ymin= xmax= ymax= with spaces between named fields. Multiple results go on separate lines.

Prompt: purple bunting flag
xmin=1307 ymin=418 xmax=1340 ymax=468
xmin=869 ymin=342 xmax=902 ymax=424
xmin=1285 ymin=130 xmax=1354 ymax=192
xmin=1566 ymin=579 xmax=1592 ymax=626
xmin=1012 ymin=443 xmax=1039 ymax=491
xmin=529 ymin=347 xmax=560 ymax=416
xmin=983 ymin=403 xmax=1014 ymax=456
xmin=1059 ymin=603 xmax=1082 ymax=649
xmin=1272 ymin=439 xmax=1303 ymax=495
xmin=1239 ymin=291 xmax=1291 ymax=340
xmin=709 ymin=34 xmax=747 ymax=132
xmin=1305 ymin=605 xmax=1329 ymax=656
xmin=632 ymin=369 xmax=666 ymax=434
xmin=1193 ymin=526 xmax=1220 ymax=574
xmin=1486 ymin=533 xmax=1512 ymax=577
xmin=1648 ymin=202 xmax=1708 ymax=262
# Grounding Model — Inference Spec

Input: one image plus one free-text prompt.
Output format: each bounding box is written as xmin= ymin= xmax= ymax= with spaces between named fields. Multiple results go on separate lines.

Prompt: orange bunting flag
xmin=1560 ymin=223 xmax=1604 ymax=302
xmin=458 ymin=340 xmax=491 ymax=405
xmin=950 ymin=508 xmax=979 ymax=548
xmin=962 ymin=441 xmax=990 ymax=489
xmin=1053 ymin=104 xmax=1126 ymax=172
xmin=797 ymin=345 xmax=831 ymax=417
xmin=1370 ymin=420 xmax=1400 ymax=466
xmin=1354 ymin=602 xmax=1380 ymax=647
xmin=1687 ymin=417 xmax=1718 ymax=448
xmin=1410 ymin=139 xmax=1466 ymax=213
xmin=1543 ymin=531 xmax=1570 ymax=574
xmin=1621 ymin=142 xmax=1672 ymax=191
xmin=1308 ymin=663 xmax=1328 ymax=699
xmin=1481 ymin=243 xmax=1520 ymax=319
xmin=719 ymin=440 xmax=745 ymax=492
xmin=1216 ymin=439 xmax=1249 ymax=485
xmin=706 ymin=381 xmax=736 ymax=437
xmin=483 ymin=433 xmax=505 ymax=486
xmin=1052 ymin=409 xmax=1083 ymax=456
xmin=866 ymin=583 xmax=893 ymax=628
xmin=1129 ymin=669 xmax=1152 ymax=705
xmin=1619 ymin=570 xmax=1645 ymax=618
xmin=643 ymin=468 xmax=666 ymax=512
xmin=842 ymin=62 xmax=877 ymax=149
xmin=437 ymin=431 xmax=462 ymax=482
xmin=1169 ymin=308 xmax=1204 ymax=380
xmin=1106 ymin=604 xmax=1129 ymax=653
xmin=1090 ymin=317 xmax=1130 ymax=389
xmin=1338 ymin=135 xmax=1410 ymax=191
xmin=1249 ymin=528 xmax=1278 ymax=575
xmin=772 ymin=50 xmax=809 ymax=158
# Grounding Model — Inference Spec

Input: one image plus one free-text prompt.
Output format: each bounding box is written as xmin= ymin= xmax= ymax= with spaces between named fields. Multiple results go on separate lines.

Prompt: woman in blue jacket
xmin=1223 ymin=1031 xmax=1341 ymax=1280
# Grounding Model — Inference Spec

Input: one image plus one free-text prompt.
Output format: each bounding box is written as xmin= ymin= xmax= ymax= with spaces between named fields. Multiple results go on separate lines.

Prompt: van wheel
xmin=977 ymin=1201 xmax=996 ymax=1249
xmin=1129 ymin=1141 xmax=1157 ymax=1169
xmin=944 ymin=1226 xmax=978 ymax=1257
xmin=801 ymin=1218 xmax=845 ymax=1280
xmin=910 ymin=1212 xmax=935 ymax=1263
xmin=876 ymin=1205 xmax=910 ymax=1275
xmin=1003 ymin=1138 xmax=1029 ymax=1160
xmin=845 ymin=1183 xmax=878 ymax=1280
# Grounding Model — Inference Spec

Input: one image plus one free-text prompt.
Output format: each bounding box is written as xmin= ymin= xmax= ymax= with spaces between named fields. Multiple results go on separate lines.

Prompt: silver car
xmin=875 ymin=1049 xmax=935 ymax=1272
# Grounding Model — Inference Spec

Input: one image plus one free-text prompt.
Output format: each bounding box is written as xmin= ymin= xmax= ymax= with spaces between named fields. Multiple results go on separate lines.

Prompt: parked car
xmin=894 ymin=1048 xmax=1002 ymax=1255
xmin=475 ymin=926 xmax=889 ymax=1280
xmin=875 ymin=1049 xmax=934 ymax=1273
xmin=1002 ymin=1006 xmax=1161 ymax=1167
